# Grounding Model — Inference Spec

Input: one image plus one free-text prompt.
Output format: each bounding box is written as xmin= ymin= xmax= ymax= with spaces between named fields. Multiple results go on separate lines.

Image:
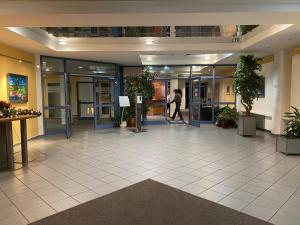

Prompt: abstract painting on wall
xmin=7 ymin=74 xmax=28 ymax=103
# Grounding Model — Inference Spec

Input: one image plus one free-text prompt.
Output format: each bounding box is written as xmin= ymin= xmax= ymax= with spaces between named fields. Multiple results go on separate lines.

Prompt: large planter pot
xmin=238 ymin=115 xmax=256 ymax=136
xmin=127 ymin=117 xmax=136 ymax=127
xmin=276 ymin=135 xmax=300 ymax=155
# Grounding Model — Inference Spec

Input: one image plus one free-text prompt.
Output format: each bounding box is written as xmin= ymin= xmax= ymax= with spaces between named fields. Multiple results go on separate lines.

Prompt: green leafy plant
xmin=284 ymin=106 xmax=300 ymax=138
xmin=233 ymin=55 xmax=262 ymax=116
xmin=216 ymin=106 xmax=238 ymax=128
xmin=0 ymin=100 xmax=41 ymax=118
xmin=123 ymin=67 xmax=156 ymax=121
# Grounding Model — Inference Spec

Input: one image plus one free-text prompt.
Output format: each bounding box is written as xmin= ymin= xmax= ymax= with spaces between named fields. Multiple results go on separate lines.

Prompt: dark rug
xmin=30 ymin=179 xmax=273 ymax=225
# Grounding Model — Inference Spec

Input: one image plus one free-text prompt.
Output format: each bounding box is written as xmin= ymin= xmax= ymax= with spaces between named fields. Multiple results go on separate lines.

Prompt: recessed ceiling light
xmin=145 ymin=40 xmax=154 ymax=45
xmin=18 ymin=59 xmax=22 ymax=63
xmin=58 ymin=40 xmax=67 ymax=45
xmin=78 ymin=66 xmax=83 ymax=69
xmin=147 ymin=57 xmax=153 ymax=61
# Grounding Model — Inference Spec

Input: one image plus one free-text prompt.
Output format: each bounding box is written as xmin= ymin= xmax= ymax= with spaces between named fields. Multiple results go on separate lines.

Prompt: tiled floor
xmin=1 ymin=124 xmax=300 ymax=225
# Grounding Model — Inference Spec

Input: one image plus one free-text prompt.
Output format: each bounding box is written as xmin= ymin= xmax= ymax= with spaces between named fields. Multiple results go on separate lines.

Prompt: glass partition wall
xmin=41 ymin=56 xmax=119 ymax=137
xmin=124 ymin=65 xmax=236 ymax=126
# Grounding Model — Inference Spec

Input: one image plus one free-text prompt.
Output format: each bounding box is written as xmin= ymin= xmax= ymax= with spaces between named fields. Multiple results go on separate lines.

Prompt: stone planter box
xmin=276 ymin=135 xmax=300 ymax=155
xmin=238 ymin=115 xmax=256 ymax=136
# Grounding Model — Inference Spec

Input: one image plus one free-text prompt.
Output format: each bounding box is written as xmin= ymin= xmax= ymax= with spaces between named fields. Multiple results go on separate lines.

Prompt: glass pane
xmin=192 ymin=79 xmax=200 ymax=103
xmin=96 ymin=105 xmax=115 ymax=126
xmin=192 ymin=65 xmax=213 ymax=77
xmin=200 ymin=104 xmax=213 ymax=121
xmin=43 ymin=74 xmax=65 ymax=107
xmin=215 ymin=77 xmax=235 ymax=103
xmin=215 ymin=65 xmax=236 ymax=77
xmin=200 ymin=77 xmax=213 ymax=104
xmin=79 ymin=103 xmax=94 ymax=118
xmin=66 ymin=60 xmax=116 ymax=76
xmin=44 ymin=108 xmax=66 ymax=132
xmin=78 ymin=82 xmax=93 ymax=102
xmin=96 ymin=80 xmax=115 ymax=105
xmin=149 ymin=66 xmax=190 ymax=79
xmin=147 ymin=80 xmax=166 ymax=121
xmin=42 ymin=57 xmax=64 ymax=73
xmin=191 ymin=104 xmax=200 ymax=121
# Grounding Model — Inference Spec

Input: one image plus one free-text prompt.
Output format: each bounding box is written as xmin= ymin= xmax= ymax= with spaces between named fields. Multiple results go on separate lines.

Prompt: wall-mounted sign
xmin=7 ymin=73 xmax=28 ymax=103
xmin=119 ymin=96 xmax=130 ymax=107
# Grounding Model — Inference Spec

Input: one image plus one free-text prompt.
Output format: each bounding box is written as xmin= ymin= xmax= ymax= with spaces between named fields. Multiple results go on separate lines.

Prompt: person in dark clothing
xmin=167 ymin=91 xmax=171 ymax=117
xmin=170 ymin=89 xmax=184 ymax=121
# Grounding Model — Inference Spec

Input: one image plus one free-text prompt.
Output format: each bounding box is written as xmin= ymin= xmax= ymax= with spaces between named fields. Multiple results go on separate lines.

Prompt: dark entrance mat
xmin=30 ymin=179 xmax=273 ymax=225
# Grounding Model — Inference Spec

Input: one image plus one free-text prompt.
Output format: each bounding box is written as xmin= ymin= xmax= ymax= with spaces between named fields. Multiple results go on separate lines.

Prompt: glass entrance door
xmin=199 ymin=76 xmax=214 ymax=123
xmin=189 ymin=78 xmax=201 ymax=126
xmin=94 ymin=78 xmax=116 ymax=128
xmin=43 ymin=73 xmax=72 ymax=138
xmin=147 ymin=80 xmax=168 ymax=124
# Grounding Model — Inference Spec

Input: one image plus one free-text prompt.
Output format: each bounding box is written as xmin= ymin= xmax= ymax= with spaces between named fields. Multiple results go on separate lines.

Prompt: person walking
xmin=170 ymin=89 xmax=184 ymax=121
xmin=167 ymin=91 xmax=170 ymax=117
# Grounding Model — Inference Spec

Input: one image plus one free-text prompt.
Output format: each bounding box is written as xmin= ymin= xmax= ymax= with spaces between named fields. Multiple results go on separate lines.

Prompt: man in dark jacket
xmin=170 ymin=89 xmax=184 ymax=121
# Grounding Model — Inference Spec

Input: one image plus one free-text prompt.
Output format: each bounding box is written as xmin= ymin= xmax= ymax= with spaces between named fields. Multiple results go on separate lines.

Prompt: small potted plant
xmin=216 ymin=106 xmax=238 ymax=129
xmin=233 ymin=55 xmax=262 ymax=136
xmin=277 ymin=106 xmax=300 ymax=154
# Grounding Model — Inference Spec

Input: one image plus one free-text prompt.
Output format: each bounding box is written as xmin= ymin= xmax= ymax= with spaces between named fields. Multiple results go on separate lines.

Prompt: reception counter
xmin=0 ymin=115 xmax=38 ymax=170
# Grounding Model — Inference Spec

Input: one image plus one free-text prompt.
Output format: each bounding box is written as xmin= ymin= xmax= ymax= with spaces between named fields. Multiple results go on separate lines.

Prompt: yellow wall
xmin=0 ymin=42 xmax=38 ymax=144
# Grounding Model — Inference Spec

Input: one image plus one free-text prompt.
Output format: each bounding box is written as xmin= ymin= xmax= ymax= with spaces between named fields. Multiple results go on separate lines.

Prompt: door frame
xmin=93 ymin=77 xmax=117 ymax=129
xmin=76 ymin=81 xmax=94 ymax=120
xmin=145 ymin=79 xmax=169 ymax=125
xmin=41 ymin=72 xmax=72 ymax=138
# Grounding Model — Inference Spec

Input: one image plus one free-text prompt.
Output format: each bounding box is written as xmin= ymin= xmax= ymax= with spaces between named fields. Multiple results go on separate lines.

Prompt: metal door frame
xmin=145 ymin=79 xmax=169 ymax=125
xmin=76 ymin=81 xmax=94 ymax=120
xmin=41 ymin=71 xmax=72 ymax=138
xmin=93 ymin=77 xmax=117 ymax=129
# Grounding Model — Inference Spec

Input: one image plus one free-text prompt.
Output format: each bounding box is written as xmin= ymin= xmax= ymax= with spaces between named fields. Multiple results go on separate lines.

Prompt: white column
xmin=35 ymin=54 xmax=44 ymax=135
xmin=271 ymin=50 xmax=292 ymax=135
xmin=290 ymin=54 xmax=300 ymax=109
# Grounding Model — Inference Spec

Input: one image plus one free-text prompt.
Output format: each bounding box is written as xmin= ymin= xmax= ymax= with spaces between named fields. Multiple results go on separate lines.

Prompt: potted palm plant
xmin=233 ymin=55 xmax=262 ymax=136
xmin=123 ymin=67 xmax=156 ymax=127
xmin=277 ymin=106 xmax=300 ymax=154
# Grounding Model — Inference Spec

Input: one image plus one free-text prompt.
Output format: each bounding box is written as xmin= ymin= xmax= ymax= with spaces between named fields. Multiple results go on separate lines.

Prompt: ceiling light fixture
xmin=58 ymin=40 xmax=67 ymax=45
xmin=205 ymin=55 xmax=211 ymax=60
xmin=78 ymin=66 xmax=83 ymax=69
xmin=145 ymin=40 xmax=154 ymax=45
xmin=147 ymin=57 xmax=153 ymax=61
xmin=18 ymin=59 xmax=22 ymax=63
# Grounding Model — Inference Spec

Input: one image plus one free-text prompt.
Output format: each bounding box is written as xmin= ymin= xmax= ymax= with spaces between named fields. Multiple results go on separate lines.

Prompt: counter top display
xmin=0 ymin=100 xmax=41 ymax=171
xmin=0 ymin=114 xmax=39 ymax=122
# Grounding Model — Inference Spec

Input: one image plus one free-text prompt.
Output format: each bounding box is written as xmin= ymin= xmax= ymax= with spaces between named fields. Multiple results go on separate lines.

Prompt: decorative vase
xmin=127 ymin=117 xmax=136 ymax=127
xmin=120 ymin=121 xmax=127 ymax=128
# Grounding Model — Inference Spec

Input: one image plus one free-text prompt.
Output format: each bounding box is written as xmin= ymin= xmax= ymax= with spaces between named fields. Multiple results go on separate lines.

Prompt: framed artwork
xmin=258 ymin=77 xmax=265 ymax=98
xmin=226 ymin=85 xmax=230 ymax=95
xmin=7 ymin=73 xmax=28 ymax=103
